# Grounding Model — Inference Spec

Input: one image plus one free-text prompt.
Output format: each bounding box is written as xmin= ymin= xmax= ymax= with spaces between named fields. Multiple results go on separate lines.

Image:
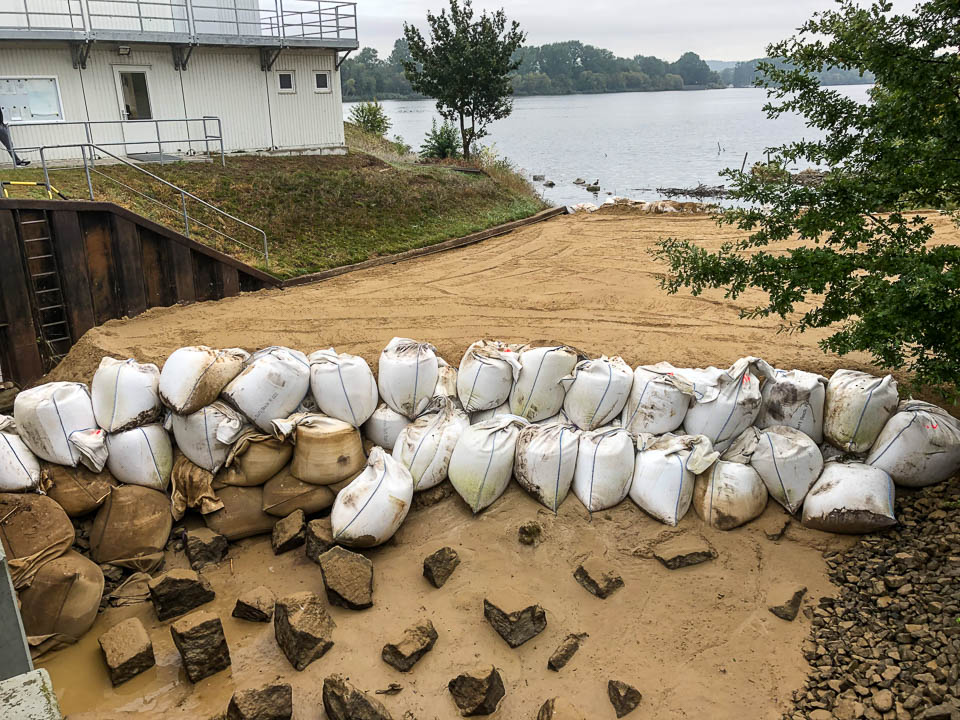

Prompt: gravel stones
xmin=538 ymin=697 xmax=588 ymax=719
xmin=170 ymin=611 xmax=231 ymax=683
xmin=227 ymin=682 xmax=293 ymax=720
xmin=274 ymin=591 xmax=336 ymax=671
xmin=573 ymin=557 xmax=624 ymax=599
xmin=184 ymin=528 xmax=228 ymax=570
xmin=768 ymin=586 xmax=807 ymax=621
xmin=548 ymin=633 xmax=588 ymax=671
xmin=98 ymin=617 xmax=155 ymax=686
xmin=318 ymin=546 xmax=374 ymax=610
xmin=608 ymin=680 xmax=642 ymax=717
xmin=381 ymin=619 xmax=438 ymax=672
xmin=483 ymin=599 xmax=546 ymax=648
xmin=423 ymin=547 xmax=460 ymax=588
xmin=148 ymin=569 xmax=215 ymax=621
xmin=322 ymin=674 xmax=393 ymax=720
xmin=652 ymin=536 xmax=716 ymax=569
xmin=233 ymin=586 xmax=276 ymax=622
xmin=448 ymin=665 xmax=505 ymax=716
xmin=271 ymin=510 xmax=306 ymax=555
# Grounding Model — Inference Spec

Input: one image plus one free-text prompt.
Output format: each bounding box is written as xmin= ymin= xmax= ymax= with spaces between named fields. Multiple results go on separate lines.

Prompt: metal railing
xmin=36 ymin=143 xmax=269 ymax=265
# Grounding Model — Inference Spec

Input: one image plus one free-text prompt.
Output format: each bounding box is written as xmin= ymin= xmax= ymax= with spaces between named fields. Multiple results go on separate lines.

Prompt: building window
xmin=0 ymin=77 xmax=64 ymax=123
xmin=277 ymin=71 xmax=295 ymax=93
xmin=314 ymin=71 xmax=331 ymax=93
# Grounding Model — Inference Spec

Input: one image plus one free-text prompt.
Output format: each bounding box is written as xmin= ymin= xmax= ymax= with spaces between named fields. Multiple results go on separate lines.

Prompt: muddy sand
xmin=41 ymin=209 xmax=959 ymax=719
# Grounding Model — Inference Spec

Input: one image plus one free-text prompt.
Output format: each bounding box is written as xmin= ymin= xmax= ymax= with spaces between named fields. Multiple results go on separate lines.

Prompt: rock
xmin=872 ymin=690 xmax=894 ymax=713
xmin=833 ymin=697 xmax=865 ymax=720
xmin=532 ymin=174 xmax=545 ymax=182
xmin=547 ymin=633 xmax=588 ymax=671
xmin=227 ymin=682 xmax=293 ymax=720
xmin=98 ymin=617 xmax=155 ymax=686
xmin=538 ymin=697 xmax=588 ymax=719
xmin=586 ymin=184 xmax=601 ymax=192
xmin=184 ymin=528 xmax=228 ymax=570
xmin=652 ymin=537 xmax=716 ymax=570
xmin=274 ymin=591 xmax=336 ymax=671
xmin=382 ymin=619 xmax=438 ymax=672
xmin=322 ymin=675 xmax=393 ymax=720
xmin=483 ymin=599 xmax=546 ymax=648
xmin=448 ymin=665 xmax=505 ymax=716
xmin=423 ymin=547 xmax=460 ymax=588
xmin=543 ymin=181 xmax=556 ymax=188
xmin=607 ymin=680 xmax=642 ymax=718
xmin=573 ymin=557 xmax=624 ymax=599
xmin=272 ymin=510 xmax=306 ymax=555
xmin=518 ymin=521 xmax=542 ymax=546
xmin=769 ymin=587 xmax=807 ymax=621
xmin=305 ymin=517 xmax=336 ymax=563
xmin=412 ymin=481 xmax=456 ymax=511
xmin=919 ymin=705 xmax=958 ymax=720
xmin=148 ymin=569 xmax=215 ymax=621
xmin=318 ymin=546 xmax=374 ymax=610
xmin=233 ymin=586 xmax=276 ymax=622
xmin=170 ymin=610 xmax=231 ymax=683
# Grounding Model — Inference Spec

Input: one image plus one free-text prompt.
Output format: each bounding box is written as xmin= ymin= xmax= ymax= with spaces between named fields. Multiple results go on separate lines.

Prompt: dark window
xmin=315 ymin=72 xmax=329 ymax=90
xmin=278 ymin=73 xmax=294 ymax=91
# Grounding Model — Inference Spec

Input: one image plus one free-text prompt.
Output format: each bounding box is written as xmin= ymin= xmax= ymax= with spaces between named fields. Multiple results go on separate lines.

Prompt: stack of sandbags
xmin=0 ymin=416 xmax=45 ymax=493
xmin=14 ymin=382 xmax=107 ymax=472
xmin=393 ymin=397 xmax=469 ymax=491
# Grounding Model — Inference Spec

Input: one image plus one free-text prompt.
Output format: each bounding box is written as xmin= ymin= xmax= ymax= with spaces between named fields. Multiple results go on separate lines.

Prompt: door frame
xmin=111 ymin=65 xmax=157 ymax=155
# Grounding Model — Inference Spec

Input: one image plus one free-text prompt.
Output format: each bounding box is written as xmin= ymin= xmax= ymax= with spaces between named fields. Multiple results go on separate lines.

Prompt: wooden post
xmin=0 ymin=210 xmax=43 ymax=384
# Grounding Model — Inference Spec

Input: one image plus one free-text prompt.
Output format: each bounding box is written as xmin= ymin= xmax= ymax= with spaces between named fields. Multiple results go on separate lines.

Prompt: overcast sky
xmin=353 ymin=0 xmax=913 ymax=62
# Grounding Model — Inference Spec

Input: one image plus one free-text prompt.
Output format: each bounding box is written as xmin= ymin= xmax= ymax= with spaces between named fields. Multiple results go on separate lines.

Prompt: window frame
xmin=313 ymin=70 xmax=332 ymax=94
xmin=277 ymin=70 xmax=296 ymax=94
xmin=0 ymin=75 xmax=66 ymax=124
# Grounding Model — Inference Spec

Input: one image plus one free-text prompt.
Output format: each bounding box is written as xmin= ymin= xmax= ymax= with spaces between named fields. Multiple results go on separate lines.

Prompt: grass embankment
xmin=3 ymin=124 xmax=547 ymax=279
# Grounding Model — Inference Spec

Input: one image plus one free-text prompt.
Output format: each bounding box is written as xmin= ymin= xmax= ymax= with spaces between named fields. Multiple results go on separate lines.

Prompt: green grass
xmin=2 ymin=124 xmax=548 ymax=279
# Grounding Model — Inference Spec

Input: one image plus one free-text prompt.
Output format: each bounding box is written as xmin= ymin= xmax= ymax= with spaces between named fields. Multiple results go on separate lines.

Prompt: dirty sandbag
xmin=14 ymin=382 xmax=107 ymax=471
xmin=620 ymin=362 xmax=694 ymax=436
xmin=757 ymin=368 xmax=827 ymax=444
xmin=561 ymin=356 xmax=633 ymax=431
xmin=457 ymin=340 xmax=521 ymax=412
xmin=222 ymin=428 xmax=292 ymax=487
xmin=223 ymin=346 xmax=311 ymax=432
xmin=274 ymin=413 xmax=366 ymax=486
xmin=159 ymin=345 xmax=249 ymax=415
xmin=629 ymin=434 xmax=719 ymax=526
xmin=802 ymin=462 xmax=895 ymax=534
xmin=693 ymin=460 xmax=768 ymax=530
xmin=108 ymin=571 xmax=151 ymax=607
xmin=44 ymin=462 xmax=116 ymax=517
xmin=470 ymin=401 xmax=512 ymax=424
xmin=572 ymin=427 xmax=635 ymax=512
xmin=514 ymin=422 xmax=580 ymax=512
xmin=509 ymin=346 xmax=582 ymax=422
xmin=867 ymin=401 xmax=960 ymax=488
xmin=393 ymin=396 xmax=470 ymax=492
xmin=378 ymin=337 xmax=441 ymax=419
xmin=169 ymin=401 xmax=249 ymax=473
xmin=91 ymin=357 xmax=162 ymax=432
xmin=262 ymin=466 xmax=336 ymax=517
xmin=823 ymin=370 xmax=899 ymax=454
xmin=203 ymin=485 xmax=276 ymax=541
xmin=0 ymin=415 xmax=44 ymax=492
xmin=90 ymin=485 xmax=172 ymax=572
xmin=106 ymin=423 xmax=174 ymax=491
xmin=434 ymin=357 xmax=459 ymax=401
xmin=309 ymin=348 xmax=380 ymax=428
xmin=170 ymin=453 xmax=223 ymax=521
xmin=363 ymin=402 xmax=410 ymax=450
xmin=449 ymin=415 xmax=529 ymax=513
xmin=0 ymin=492 xmax=74 ymax=589
xmin=330 ymin=447 xmax=414 ymax=547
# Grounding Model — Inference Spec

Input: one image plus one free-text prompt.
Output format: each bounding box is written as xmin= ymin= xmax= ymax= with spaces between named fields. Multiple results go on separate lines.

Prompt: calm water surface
xmin=346 ymin=86 xmax=872 ymax=207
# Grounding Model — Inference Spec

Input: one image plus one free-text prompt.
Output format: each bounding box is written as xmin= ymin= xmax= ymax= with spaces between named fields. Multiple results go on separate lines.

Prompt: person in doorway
xmin=0 ymin=108 xmax=30 ymax=166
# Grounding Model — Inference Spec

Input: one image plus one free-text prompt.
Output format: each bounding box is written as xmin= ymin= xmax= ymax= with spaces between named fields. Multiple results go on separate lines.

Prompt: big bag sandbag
xmin=106 ymin=423 xmax=174 ymax=491
xmin=330 ymin=446 xmax=414 ymax=547
xmin=44 ymin=462 xmax=116 ymax=517
xmin=222 ymin=346 xmax=311 ymax=431
xmin=203 ymin=485 xmax=276 ymax=541
xmin=449 ymin=415 xmax=529 ymax=513
xmin=823 ymin=370 xmax=899 ymax=454
xmin=561 ymin=356 xmax=633 ymax=431
xmin=0 ymin=493 xmax=74 ymax=589
xmin=377 ymin=337 xmax=440 ymax=419
xmin=393 ymin=397 xmax=469 ymax=492
xmin=572 ymin=427 xmax=635 ymax=512
xmin=262 ymin=466 xmax=336 ymax=517
xmin=0 ymin=415 xmax=44 ymax=492
xmin=509 ymin=346 xmax=581 ymax=422
xmin=169 ymin=401 xmax=249 ymax=473
xmin=90 ymin=485 xmax=172 ymax=572
xmin=457 ymin=340 xmax=521 ymax=412
xmin=274 ymin=413 xmax=366 ymax=486
xmin=309 ymin=348 xmax=379 ymax=428
xmin=91 ymin=357 xmax=162 ymax=432
xmin=802 ymin=461 xmax=896 ymax=534
xmin=363 ymin=403 xmax=410 ymax=451
xmin=757 ymin=368 xmax=827 ymax=444
xmin=159 ymin=345 xmax=248 ymax=415
xmin=620 ymin=362 xmax=693 ymax=436
xmin=867 ymin=401 xmax=960 ymax=487
xmin=693 ymin=460 xmax=768 ymax=530
xmin=629 ymin=434 xmax=719 ymax=526
xmin=514 ymin=422 xmax=580 ymax=512
xmin=222 ymin=429 xmax=293 ymax=487
xmin=14 ymin=382 xmax=107 ymax=471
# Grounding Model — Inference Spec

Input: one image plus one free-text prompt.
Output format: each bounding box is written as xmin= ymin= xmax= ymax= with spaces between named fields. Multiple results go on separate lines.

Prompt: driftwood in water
xmin=656 ymin=183 xmax=728 ymax=200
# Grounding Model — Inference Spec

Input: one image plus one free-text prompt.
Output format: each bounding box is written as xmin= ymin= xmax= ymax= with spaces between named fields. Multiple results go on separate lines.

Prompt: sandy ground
xmin=39 ymin=209 xmax=959 ymax=719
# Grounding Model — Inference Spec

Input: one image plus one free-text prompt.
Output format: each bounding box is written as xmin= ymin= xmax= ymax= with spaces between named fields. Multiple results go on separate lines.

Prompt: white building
xmin=0 ymin=0 xmax=359 ymax=162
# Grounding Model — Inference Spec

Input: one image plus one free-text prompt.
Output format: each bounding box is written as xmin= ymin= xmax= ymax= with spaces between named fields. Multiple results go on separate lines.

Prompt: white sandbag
xmin=571 ymin=427 xmax=635 ymax=512
xmin=377 ymin=337 xmax=440 ymax=419
xmin=620 ymin=362 xmax=693 ymax=435
xmin=91 ymin=357 xmax=162 ymax=432
xmin=802 ymin=462 xmax=896 ymax=534
xmin=449 ymin=415 xmax=528 ymax=513
xmin=14 ymin=382 xmax=107 ymax=471
xmin=158 ymin=346 xmax=248 ymax=415
xmin=867 ymin=401 xmax=960 ymax=488
xmin=629 ymin=434 xmax=719 ymax=526
xmin=470 ymin=402 xmax=512 ymax=425
xmin=457 ymin=340 xmax=521 ymax=412
xmin=105 ymin=424 xmax=173 ymax=491
xmin=536 ymin=407 xmax=572 ymax=426
xmin=509 ymin=346 xmax=581 ymax=422
xmin=308 ymin=348 xmax=379 ymax=428
xmin=330 ymin=447 xmax=414 ymax=547
xmin=0 ymin=416 xmax=43 ymax=492
xmin=168 ymin=401 xmax=249 ymax=473
xmin=693 ymin=460 xmax=768 ymax=530
xmin=363 ymin=403 xmax=410 ymax=450
xmin=434 ymin=358 xmax=459 ymax=400
xmin=223 ymin=347 xmax=310 ymax=432
xmin=392 ymin=397 xmax=469 ymax=491
xmin=757 ymin=368 xmax=827 ymax=443
xmin=560 ymin=356 xmax=634 ymax=431
xmin=823 ymin=369 xmax=899 ymax=454
xmin=513 ymin=422 xmax=580 ymax=511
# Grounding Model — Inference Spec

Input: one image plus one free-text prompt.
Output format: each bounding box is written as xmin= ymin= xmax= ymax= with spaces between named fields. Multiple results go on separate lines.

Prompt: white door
xmin=113 ymin=67 xmax=157 ymax=156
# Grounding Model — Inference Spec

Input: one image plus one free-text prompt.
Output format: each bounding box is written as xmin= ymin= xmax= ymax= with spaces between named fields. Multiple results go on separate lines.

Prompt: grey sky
xmin=354 ymin=0 xmax=913 ymax=62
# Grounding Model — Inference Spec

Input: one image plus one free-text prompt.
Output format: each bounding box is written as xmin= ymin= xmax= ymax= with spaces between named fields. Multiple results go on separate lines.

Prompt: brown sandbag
xmin=262 ymin=466 xmax=336 ymax=517
xmin=0 ymin=493 xmax=74 ymax=589
xmin=290 ymin=417 xmax=366 ymax=485
xmin=19 ymin=550 xmax=104 ymax=657
xmin=223 ymin=431 xmax=293 ymax=487
xmin=90 ymin=485 xmax=172 ymax=572
xmin=203 ymin=485 xmax=275 ymax=540
xmin=170 ymin=453 xmax=224 ymax=521
xmin=44 ymin=462 xmax=117 ymax=517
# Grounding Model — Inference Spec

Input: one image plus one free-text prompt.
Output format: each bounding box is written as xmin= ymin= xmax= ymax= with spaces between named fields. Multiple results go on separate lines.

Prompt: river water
xmin=346 ymin=86 xmax=872 ymax=207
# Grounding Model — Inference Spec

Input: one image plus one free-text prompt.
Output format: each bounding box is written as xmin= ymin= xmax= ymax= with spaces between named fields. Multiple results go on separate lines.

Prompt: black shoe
xmin=16 ymin=159 xmax=30 ymax=166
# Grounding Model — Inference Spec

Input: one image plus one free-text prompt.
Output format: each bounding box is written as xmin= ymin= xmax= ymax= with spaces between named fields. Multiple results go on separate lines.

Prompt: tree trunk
xmin=459 ymin=112 xmax=470 ymax=160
